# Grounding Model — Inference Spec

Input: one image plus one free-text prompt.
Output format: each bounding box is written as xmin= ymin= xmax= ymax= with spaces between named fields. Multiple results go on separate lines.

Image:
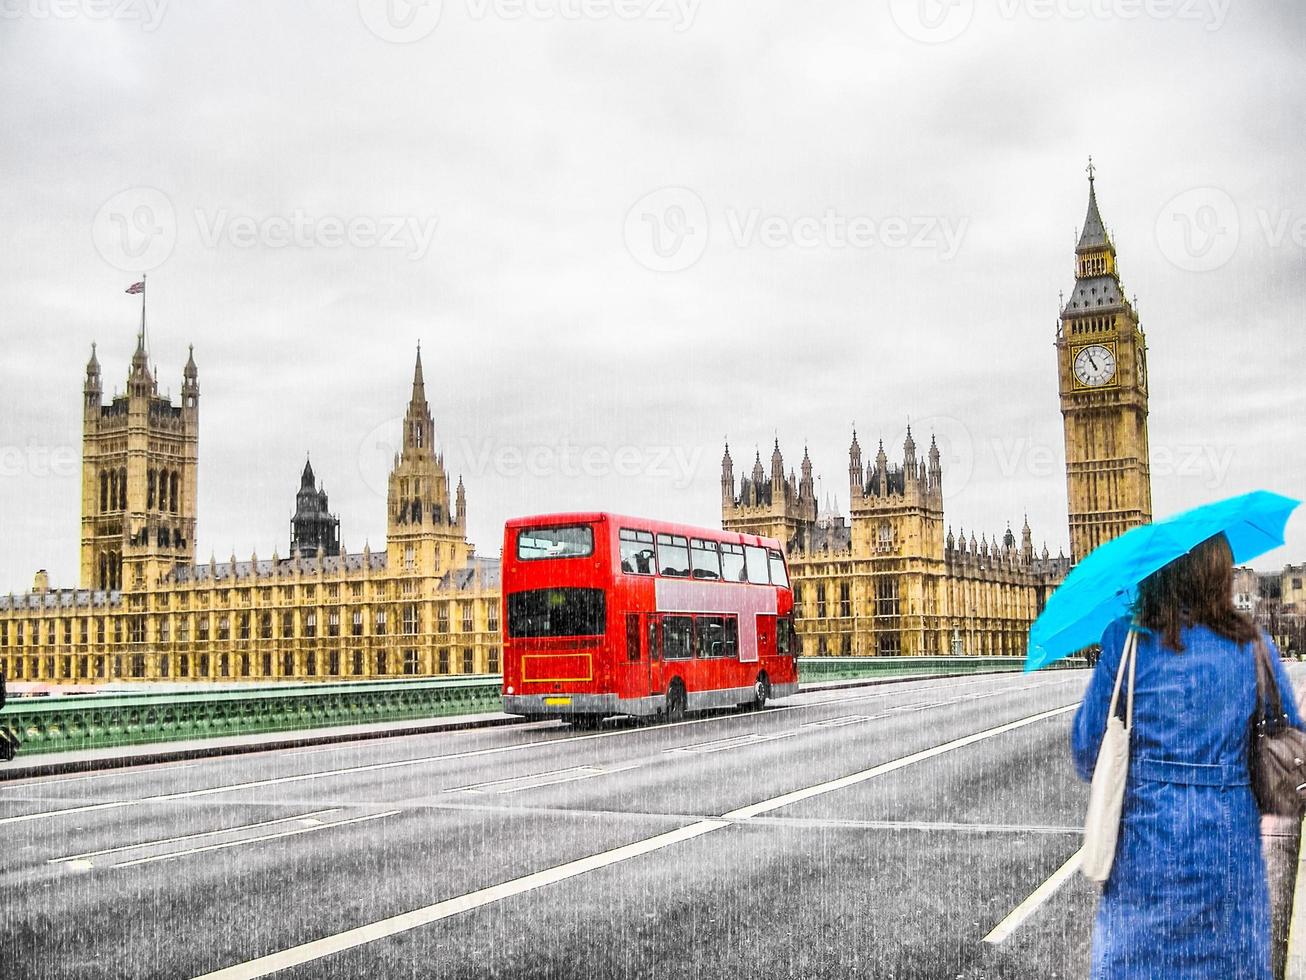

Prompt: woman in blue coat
xmin=1072 ymin=534 xmax=1301 ymax=979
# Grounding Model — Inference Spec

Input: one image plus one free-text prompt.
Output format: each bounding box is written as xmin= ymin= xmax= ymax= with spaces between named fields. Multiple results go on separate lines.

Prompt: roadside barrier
xmin=0 ymin=655 xmax=1086 ymax=756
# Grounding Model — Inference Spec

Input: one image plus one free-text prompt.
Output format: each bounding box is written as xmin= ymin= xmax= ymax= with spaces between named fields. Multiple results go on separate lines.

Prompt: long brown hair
xmin=1133 ymin=533 xmax=1258 ymax=652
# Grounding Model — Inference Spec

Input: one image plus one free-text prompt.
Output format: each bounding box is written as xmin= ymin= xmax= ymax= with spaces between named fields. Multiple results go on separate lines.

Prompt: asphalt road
xmin=0 ymin=668 xmax=1232 ymax=979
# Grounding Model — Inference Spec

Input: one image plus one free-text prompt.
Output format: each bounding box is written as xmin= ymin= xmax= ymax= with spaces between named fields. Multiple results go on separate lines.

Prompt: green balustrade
xmin=0 ymin=656 xmax=1085 ymax=756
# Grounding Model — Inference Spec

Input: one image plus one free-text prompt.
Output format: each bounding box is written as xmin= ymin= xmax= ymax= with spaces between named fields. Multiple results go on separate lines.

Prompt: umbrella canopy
xmin=1025 ymin=490 xmax=1301 ymax=672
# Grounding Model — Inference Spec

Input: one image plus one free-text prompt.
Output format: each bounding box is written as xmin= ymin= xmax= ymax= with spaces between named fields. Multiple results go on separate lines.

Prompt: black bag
xmin=1250 ymin=637 xmax=1306 ymax=817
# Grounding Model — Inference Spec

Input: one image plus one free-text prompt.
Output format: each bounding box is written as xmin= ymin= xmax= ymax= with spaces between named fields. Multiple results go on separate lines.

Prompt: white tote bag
xmin=1080 ymin=627 xmax=1138 ymax=883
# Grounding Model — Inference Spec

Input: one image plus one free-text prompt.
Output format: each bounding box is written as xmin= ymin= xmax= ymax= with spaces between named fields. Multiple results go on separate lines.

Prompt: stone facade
xmin=722 ymin=435 xmax=1070 ymax=657
xmin=0 ymin=347 xmax=500 ymax=685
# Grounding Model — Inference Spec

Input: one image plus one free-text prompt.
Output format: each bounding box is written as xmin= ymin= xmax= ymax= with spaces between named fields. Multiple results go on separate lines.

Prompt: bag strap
xmin=1106 ymin=628 xmax=1138 ymax=728
xmin=1252 ymin=633 xmax=1287 ymax=734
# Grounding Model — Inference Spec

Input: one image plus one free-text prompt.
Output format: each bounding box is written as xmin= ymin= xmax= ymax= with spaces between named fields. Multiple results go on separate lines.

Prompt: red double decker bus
xmin=501 ymin=512 xmax=799 ymax=723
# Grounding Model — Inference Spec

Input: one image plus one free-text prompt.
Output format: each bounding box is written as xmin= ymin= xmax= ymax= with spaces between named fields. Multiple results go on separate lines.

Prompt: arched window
xmin=170 ymin=471 xmax=179 ymax=513
xmin=100 ymin=471 xmax=109 ymax=512
xmin=117 ymin=468 xmax=127 ymax=510
xmin=411 ymin=500 xmax=423 ymax=524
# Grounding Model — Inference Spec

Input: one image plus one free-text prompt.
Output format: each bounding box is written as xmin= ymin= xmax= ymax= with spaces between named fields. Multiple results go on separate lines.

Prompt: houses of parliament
xmin=0 ymin=170 xmax=1151 ymax=683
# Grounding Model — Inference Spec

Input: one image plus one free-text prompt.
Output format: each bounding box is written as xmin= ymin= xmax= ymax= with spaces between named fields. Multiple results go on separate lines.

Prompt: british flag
xmin=125 ymin=280 xmax=145 ymax=294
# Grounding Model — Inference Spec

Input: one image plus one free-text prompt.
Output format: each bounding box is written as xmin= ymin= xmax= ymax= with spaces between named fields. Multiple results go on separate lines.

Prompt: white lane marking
xmin=665 ymin=731 xmax=800 ymax=755
xmin=113 ymin=810 xmax=400 ymax=869
xmin=982 ymin=848 xmax=1084 ymax=944
xmin=802 ymin=715 xmax=872 ymax=729
xmin=722 ymin=704 xmax=1078 ymax=820
xmin=444 ymin=766 xmax=607 ymax=795
xmin=189 ymin=819 xmax=729 ymax=980
xmin=0 ymin=799 xmax=137 ymax=827
xmin=190 ymin=702 xmax=1076 ymax=980
xmin=49 ymin=810 xmax=341 ymax=864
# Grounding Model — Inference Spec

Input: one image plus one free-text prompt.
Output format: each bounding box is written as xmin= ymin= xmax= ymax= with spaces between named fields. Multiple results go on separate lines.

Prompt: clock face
xmin=1136 ymin=348 xmax=1146 ymax=389
xmin=1073 ymin=344 xmax=1117 ymax=387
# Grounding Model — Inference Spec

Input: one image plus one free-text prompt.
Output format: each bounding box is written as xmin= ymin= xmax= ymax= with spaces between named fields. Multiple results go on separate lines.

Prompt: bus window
xmin=768 ymin=549 xmax=789 ymax=588
xmin=517 ymin=525 xmax=593 ymax=561
xmin=721 ymin=543 xmax=746 ymax=582
xmin=619 ymin=528 xmax=656 ymax=575
xmin=657 ymin=534 xmax=691 ymax=578
xmin=694 ymin=615 xmax=737 ymax=658
xmin=777 ymin=614 xmax=794 ymax=655
xmin=697 ymin=616 xmax=727 ymax=657
xmin=626 ymin=613 xmax=641 ymax=661
xmin=690 ymin=539 xmax=722 ymax=580
xmin=662 ymin=615 xmax=693 ymax=659
xmin=506 ymin=588 xmax=606 ymax=637
xmin=744 ymin=545 xmax=770 ymax=585
xmin=647 ymin=617 xmax=661 ymax=661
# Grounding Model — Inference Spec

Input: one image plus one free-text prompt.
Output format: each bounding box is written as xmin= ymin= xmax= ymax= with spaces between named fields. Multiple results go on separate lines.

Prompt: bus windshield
xmin=507 ymin=587 xmax=606 ymax=638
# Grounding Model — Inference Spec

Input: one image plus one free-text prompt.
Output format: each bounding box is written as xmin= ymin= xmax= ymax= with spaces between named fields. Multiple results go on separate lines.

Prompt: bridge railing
xmin=0 ymin=655 xmax=1086 ymax=755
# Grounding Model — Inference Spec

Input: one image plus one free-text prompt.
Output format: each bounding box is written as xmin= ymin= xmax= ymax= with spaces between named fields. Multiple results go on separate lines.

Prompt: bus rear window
xmin=517 ymin=525 xmax=594 ymax=560
xmin=507 ymin=588 xmax=606 ymax=638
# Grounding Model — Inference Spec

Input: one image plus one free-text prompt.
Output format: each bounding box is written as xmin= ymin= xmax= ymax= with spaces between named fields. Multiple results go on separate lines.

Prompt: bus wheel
xmin=665 ymin=681 xmax=687 ymax=723
xmin=752 ymin=674 xmax=770 ymax=711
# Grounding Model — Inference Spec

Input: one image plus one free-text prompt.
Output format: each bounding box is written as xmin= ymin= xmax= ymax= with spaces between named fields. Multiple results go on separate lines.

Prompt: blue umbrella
xmin=1025 ymin=490 xmax=1301 ymax=672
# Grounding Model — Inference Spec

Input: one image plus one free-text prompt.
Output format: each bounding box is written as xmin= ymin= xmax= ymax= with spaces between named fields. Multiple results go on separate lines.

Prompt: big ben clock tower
xmin=1057 ymin=161 xmax=1153 ymax=562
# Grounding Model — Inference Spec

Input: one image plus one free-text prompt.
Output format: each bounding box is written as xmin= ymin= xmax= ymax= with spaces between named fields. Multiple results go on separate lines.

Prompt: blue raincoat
xmin=1071 ymin=617 xmax=1302 ymax=979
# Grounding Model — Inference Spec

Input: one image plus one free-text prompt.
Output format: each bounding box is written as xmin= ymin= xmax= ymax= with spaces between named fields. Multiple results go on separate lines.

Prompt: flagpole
xmin=139 ymin=273 xmax=147 ymax=353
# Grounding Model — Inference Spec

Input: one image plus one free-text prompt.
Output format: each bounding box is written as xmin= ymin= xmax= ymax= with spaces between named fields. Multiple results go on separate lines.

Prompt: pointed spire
xmin=300 ymin=456 xmax=316 ymax=489
xmin=412 ymin=341 xmax=426 ymax=398
xmin=86 ymin=342 xmax=100 ymax=376
xmin=1077 ymin=158 xmax=1110 ymax=252
xmin=184 ymin=344 xmax=197 ymax=379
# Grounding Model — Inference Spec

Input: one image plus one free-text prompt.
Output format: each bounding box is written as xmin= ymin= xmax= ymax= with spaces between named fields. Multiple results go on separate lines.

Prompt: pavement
xmin=0 ymin=667 xmax=1298 ymax=980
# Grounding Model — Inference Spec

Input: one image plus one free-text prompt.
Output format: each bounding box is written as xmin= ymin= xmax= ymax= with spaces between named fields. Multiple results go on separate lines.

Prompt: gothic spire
xmin=1076 ymin=157 xmax=1110 ymax=252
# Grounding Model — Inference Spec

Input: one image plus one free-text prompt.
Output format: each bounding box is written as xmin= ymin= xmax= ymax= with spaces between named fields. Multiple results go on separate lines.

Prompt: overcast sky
xmin=0 ymin=0 xmax=1303 ymax=592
